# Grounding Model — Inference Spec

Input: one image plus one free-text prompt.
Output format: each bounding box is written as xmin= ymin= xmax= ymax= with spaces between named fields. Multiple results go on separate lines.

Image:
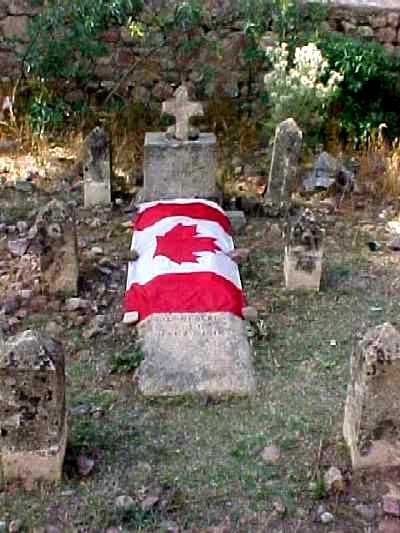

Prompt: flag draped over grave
xmin=124 ymin=199 xmax=245 ymax=321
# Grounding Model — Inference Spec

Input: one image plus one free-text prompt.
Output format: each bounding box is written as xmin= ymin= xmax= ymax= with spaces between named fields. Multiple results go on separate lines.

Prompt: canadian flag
xmin=124 ymin=199 xmax=245 ymax=321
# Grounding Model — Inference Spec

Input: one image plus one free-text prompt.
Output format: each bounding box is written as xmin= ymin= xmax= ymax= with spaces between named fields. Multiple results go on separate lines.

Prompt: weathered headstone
xmin=138 ymin=313 xmax=255 ymax=397
xmin=83 ymin=126 xmax=112 ymax=207
xmin=263 ymin=118 xmax=303 ymax=216
xmin=29 ymin=199 xmax=79 ymax=296
xmin=343 ymin=323 xmax=400 ymax=469
xmin=284 ymin=208 xmax=324 ymax=290
xmin=0 ymin=330 xmax=66 ymax=484
xmin=142 ymin=85 xmax=219 ymax=202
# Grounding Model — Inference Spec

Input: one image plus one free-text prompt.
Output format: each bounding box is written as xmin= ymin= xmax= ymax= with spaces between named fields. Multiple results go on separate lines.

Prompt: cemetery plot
xmin=124 ymin=199 xmax=256 ymax=396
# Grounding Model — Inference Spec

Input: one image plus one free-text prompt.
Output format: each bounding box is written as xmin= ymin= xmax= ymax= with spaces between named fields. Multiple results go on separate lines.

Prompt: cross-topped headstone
xmin=162 ymin=85 xmax=203 ymax=141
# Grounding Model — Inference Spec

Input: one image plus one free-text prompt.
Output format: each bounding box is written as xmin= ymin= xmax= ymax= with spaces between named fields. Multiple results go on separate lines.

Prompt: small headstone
xmin=343 ymin=322 xmax=400 ymax=469
xmin=284 ymin=208 xmax=324 ymax=291
xmin=263 ymin=118 xmax=303 ymax=216
xmin=83 ymin=126 xmax=112 ymax=207
xmin=29 ymin=200 xmax=79 ymax=296
xmin=137 ymin=313 xmax=255 ymax=397
xmin=302 ymin=151 xmax=355 ymax=194
xmin=142 ymin=85 xmax=219 ymax=202
xmin=0 ymin=330 xmax=66 ymax=484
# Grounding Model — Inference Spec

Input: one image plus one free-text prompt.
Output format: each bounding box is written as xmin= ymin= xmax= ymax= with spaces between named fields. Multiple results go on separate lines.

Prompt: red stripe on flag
xmin=134 ymin=202 xmax=232 ymax=234
xmin=124 ymin=272 xmax=244 ymax=321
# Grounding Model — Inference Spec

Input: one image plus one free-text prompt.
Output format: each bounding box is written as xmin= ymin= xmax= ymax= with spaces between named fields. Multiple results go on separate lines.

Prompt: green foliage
xmin=109 ymin=348 xmax=144 ymax=374
xmin=318 ymin=33 xmax=400 ymax=144
xmin=21 ymin=0 xmax=143 ymax=81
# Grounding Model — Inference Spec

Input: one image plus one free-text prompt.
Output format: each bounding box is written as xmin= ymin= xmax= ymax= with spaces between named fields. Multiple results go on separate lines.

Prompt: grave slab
xmin=0 ymin=330 xmax=66 ymax=484
xmin=124 ymin=199 xmax=255 ymax=397
xmin=343 ymin=323 xmax=400 ymax=469
xmin=137 ymin=312 xmax=256 ymax=397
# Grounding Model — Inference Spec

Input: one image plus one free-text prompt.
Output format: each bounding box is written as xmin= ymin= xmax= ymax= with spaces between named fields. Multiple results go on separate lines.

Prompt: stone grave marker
xmin=263 ymin=118 xmax=303 ymax=216
xmin=138 ymin=313 xmax=255 ymax=397
xmin=83 ymin=126 xmax=112 ymax=207
xmin=29 ymin=199 xmax=79 ymax=296
xmin=142 ymin=84 xmax=219 ymax=202
xmin=284 ymin=208 xmax=324 ymax=290
xmin=0 ymin=330 xmax=66 ymax=484
xmin=124 ymin=199 xmax=256 ymax=397
xmin=343 ymin=323 xmax=400 ymax=469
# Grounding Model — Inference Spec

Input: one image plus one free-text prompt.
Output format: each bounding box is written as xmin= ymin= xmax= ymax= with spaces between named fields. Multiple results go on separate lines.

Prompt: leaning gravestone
xmin=263 ymin=118 xmax=303 ymax=216
xmin=0 ymin=330 xmax=66 ymax=484
xmin=284 ymin=208 xmax=324 ymax=291
xmin=124 ymin=199 xmax=256 ymax=397
xmin=83 ymin=126 xmax=112 ymax=207
xmin=343 ymin=323 xmax=400 ymax=469
xmin=142 ymin=85 xmax=219 ymax=202
xmin=29 ymin=199 xmax=79 ymax=296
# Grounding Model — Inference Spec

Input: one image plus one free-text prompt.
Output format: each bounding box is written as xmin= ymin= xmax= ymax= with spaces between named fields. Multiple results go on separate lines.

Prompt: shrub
xmin=263 ymin=42 xmax=342 ymax=145
xmin=318 ymin=32 xmax=400 ymax=145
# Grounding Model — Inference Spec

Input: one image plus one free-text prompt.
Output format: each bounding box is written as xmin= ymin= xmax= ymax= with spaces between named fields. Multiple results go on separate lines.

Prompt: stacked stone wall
xmin=0 ymin=0 xmax=400 ymax=105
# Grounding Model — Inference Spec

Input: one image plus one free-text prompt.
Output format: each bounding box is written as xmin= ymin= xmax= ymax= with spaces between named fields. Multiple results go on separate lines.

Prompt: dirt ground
xmin=1 ymin=150 xmax=400 ymax=532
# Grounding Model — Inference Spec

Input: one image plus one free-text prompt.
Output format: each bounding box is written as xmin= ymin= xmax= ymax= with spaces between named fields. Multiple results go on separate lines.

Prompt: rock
xmin=90 ymin=246 xmax=103 ymax=256
xmin=260 ymin=444 xmax=281 ymax=463
xmin=123 ymin=312 xmax=139 ymax=325
xmin=324 ymin=466 xmax=344 ymax=494
xmin=242 ymin=306 xmax=258 ymax=321
xmin=383 ymin=496 xmax=400 ymax=517
xmin=8 ymin=519 xmax=22 ymax=532
xmin=115 ymin=495 xmax=135 ymax=510
xmin=7 ymin=238 xmax=29 ymax=256
xmin=65 ymin=298 xmax=91 ymax=312
xmin=16 ymin=221 xmax=28 ymax=235
xmin=320 ymin=511 xmax=335 ymax=524
xmin=388 ymin=237 xmax=400 ymax=251
xmin=302 ymin=152 xmax=354 ymax=194
xmin=228 ymin=248 xmax=250 ymax=264
xmin=355 ymin=503 xmax=376 ymax=522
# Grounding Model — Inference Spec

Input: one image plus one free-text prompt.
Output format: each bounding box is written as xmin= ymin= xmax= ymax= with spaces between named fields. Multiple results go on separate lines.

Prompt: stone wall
xmin=0 ymin=0 xmax=400 ymax=105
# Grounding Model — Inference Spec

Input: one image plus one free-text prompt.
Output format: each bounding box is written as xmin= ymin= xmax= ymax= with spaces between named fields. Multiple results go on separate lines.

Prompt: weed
xmin=109 ymin=348 xmax=144 ymax=373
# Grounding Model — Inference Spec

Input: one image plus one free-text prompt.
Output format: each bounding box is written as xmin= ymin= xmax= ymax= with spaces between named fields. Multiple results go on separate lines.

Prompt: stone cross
xmin=162 ymin=85 xmax=204 ymax=141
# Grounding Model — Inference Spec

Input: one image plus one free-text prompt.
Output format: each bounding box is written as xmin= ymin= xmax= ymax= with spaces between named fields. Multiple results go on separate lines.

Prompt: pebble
xmin=383 ymin=495 xmax=400 ymax=516
xmin=65 ymin=298 xmax=91 ymax=311
xmin=324 ymin=466 xmax=344 ymax=494
xmin=355 ymin=503 xmax=376 ymax=522
xmin=9 ymin=520 xmax=22 ymax=532
xmin=320 ymin=511 xmax=335 ymax=524
xmin=260 ymin=444 xmax=281 ymax=464
xmin=90 ymin=246 xmax=103 ymax=256
xmin=16 ymin=221 xmax=28 ymax=234
xmin=242 ymin=306 xmax=258 ymax=321
xmin=115 ymin=495 xmax=135 ymax=510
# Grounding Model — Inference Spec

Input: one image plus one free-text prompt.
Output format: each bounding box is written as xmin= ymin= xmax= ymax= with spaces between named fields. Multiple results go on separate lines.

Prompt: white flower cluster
xmin=263 ymin=42 xmax=343 ymax=136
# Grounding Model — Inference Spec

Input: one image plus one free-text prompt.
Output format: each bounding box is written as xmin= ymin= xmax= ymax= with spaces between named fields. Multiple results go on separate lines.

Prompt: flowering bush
xmin=263 ymin=42 xmax=342 ymax=144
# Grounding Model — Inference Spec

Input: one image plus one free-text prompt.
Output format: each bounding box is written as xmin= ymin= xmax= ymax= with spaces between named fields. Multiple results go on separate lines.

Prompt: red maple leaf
xmin=154 ymin=223 xmax=221 ymax=264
